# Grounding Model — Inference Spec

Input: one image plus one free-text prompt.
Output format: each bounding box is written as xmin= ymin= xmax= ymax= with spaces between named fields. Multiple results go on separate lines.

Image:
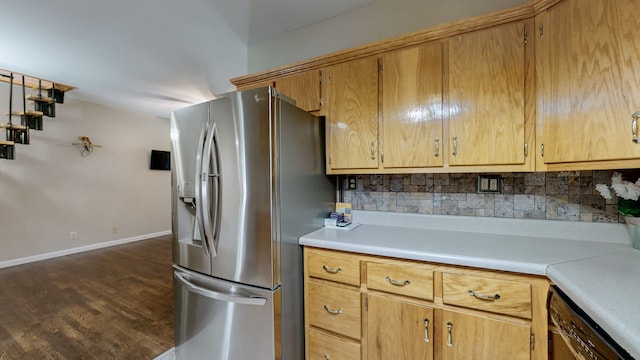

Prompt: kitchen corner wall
xmin=342 ymin=171 xmax=628 ymax=223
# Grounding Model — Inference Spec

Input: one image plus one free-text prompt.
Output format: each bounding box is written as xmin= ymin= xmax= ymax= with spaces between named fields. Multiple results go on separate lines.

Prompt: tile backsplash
xmin=341 ymin=170 xmax=637 ymax=223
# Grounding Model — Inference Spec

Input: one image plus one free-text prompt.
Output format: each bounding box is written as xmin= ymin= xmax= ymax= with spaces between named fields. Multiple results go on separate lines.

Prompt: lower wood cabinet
xmin=367 ymin=294 xmax=434 ymax=360
xmin=441 ymin=309 xmax=531 ymax=360
xmin=304 ymin=247 xmax=550 ymax=360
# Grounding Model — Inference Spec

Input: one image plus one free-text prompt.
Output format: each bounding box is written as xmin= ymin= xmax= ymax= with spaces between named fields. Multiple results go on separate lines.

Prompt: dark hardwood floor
xmin=0 ymin=235 xmax=174 ymax=359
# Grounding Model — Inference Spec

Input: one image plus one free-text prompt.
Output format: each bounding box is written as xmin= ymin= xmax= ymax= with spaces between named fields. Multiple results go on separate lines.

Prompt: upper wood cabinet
xmin=535 ymin=0 xmax=640 ymax=170
xmin=446 ymin=20 xmax=533 ymax=169
xmin=275 ymin=70 xmax=322 ymax=113
xmin=325 ymin=43 xmax=445 ymax=174
xmin=233 ymin=0 xmax=640 ymax=173
xmin=324 ymin=56 xmax=379 ymax=171
xmin=381 ymin=42 xmax=444 ymax=169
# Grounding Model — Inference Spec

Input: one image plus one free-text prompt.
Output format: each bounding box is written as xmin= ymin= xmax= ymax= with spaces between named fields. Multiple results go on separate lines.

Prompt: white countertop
xmin=299 ymin=210 xmax=639 ymax=358
xmin=301 ymin=211 xmax=630 ymax=275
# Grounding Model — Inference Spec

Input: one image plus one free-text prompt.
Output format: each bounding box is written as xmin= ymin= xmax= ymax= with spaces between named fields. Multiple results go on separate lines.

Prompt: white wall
xmin=248 ymin=0 xmax=529 ymax=72
xmin=0 ymin=87 xmax=170 ymax=265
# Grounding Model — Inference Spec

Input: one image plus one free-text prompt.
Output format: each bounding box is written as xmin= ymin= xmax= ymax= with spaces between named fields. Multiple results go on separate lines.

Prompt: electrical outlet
xmin=70 ymin=231 xmax=77 ymax=240
xmin=477 ymin=175 xmax=501 ymax=193
xmin=346 ymin=176 xmax=357 ymax=190
xmin=112 ymin=226 xmax=118 ymax=234
xmin=489 ymin=178 xmax=499 ymax=191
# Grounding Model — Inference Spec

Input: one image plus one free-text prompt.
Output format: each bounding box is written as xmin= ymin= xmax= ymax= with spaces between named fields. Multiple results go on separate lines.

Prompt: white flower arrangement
xmin=595 ymin=172 xmax=640 ymax=217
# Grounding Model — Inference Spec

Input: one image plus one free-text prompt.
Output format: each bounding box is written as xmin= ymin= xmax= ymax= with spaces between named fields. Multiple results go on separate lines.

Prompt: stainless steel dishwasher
xmin=549 ymin=285 xmax=634 ymax=360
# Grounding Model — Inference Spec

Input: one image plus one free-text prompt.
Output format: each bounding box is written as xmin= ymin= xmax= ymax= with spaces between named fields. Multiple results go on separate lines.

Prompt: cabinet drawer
xmin=309 ymin=329 xmax=361 ymax=360
xmin=308 ymin=281 xmax=361 ymax=339
xmin=307 ymin=249 xmax=360 ymax=286
xmin=366 ymin=261 xmax=433 ymax=300
xmin=442 ymin=273 xmax=532 ymax=319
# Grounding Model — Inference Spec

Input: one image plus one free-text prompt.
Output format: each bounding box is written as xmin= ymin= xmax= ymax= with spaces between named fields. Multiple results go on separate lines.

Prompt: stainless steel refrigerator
xmin=170 ymin=87 xmax=335 ymax=360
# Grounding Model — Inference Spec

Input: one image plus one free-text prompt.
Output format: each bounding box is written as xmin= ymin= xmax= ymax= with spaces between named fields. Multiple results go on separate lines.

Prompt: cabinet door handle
xmin=385 ymin=276 xmax=410 ymax=286
xmin=424 ymin=317 xmax=430 ymax=343
xmin=468 ymin=289 xmax=501 ymax=301
xmin=322 ymin=265 xmax=342 ymax=274
xmin=323 ymin=304 xmax=344 ymax=315
xmin=452 ymin=135 xmax=458 ymax=156
xmin=632 ymin=111 xmax=640 ymax=143
xmin=323 ymin=355 xmax=330 ymax=360
xmin=435 ymin=137 xmax=440 ymax=157
xmin=446 ymin=322 xmax=454 ymax=347
xmin=371 ymin=141 xmax=376 ymax=160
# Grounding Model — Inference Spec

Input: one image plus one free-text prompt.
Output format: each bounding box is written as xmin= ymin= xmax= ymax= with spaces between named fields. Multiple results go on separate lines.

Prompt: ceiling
xmin=0 ymin=0 xmax=373 ymax=118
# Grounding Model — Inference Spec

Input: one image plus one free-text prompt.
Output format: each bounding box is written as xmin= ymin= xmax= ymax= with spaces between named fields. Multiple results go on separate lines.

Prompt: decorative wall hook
xmin=72 ymin=136 xmax=102 ymax=157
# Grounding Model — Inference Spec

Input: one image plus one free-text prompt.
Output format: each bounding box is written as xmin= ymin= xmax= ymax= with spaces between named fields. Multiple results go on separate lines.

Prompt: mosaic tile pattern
xmin=342 ymin=170 xmax=639 ymax=223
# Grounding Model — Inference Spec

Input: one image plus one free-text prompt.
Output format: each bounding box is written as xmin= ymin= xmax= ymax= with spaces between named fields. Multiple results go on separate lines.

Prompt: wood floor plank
xmin=0 ymin=235 xmax=173 ymax=359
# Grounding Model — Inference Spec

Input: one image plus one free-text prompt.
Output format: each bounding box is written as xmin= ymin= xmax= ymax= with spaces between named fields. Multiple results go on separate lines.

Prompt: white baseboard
xmin=0 ymin=230 xmax=172 ymax=270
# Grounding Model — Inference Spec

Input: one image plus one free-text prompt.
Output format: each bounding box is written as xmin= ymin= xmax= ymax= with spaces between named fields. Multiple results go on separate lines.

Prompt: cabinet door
xmin=275 ymin=70 xmax=322 ymax=113
xmin=381 ymin=42 xmax=443 ymax=168
xmin=536 ymin=0 xmax=640 ymax=164
xmin=441 ymin=309 xmax=530 ymax=360
xmin=367 ymin=294 xmax=434 ymax=360
xmin=447 ymin=22 xmax=527 ymax=166
xmin=324 ymin=56 xmax=379 ymax=171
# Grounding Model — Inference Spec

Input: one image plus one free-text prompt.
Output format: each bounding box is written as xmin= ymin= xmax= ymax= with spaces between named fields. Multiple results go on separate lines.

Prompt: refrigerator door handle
xmin=196 ymin=121 xmax=221 ymax=257
xmin=174 ymin=271 xmax=267 ymax=306
xmin=195 ymin=122 xmax=212 ymax=256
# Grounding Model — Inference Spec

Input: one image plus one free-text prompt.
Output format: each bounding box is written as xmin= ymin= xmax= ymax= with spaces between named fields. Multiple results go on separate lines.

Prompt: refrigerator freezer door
xmin=171 ymin=102 xmax=212 ymax=275
xmin=174 ymin=266 xmax=280 ymax=360
xmin=208 ymin=88 xmax=278 ymax=289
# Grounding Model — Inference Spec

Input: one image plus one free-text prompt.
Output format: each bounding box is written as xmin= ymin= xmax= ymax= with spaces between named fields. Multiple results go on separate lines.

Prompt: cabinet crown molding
xmin=231 ymin=2 xmax=539 ymax=88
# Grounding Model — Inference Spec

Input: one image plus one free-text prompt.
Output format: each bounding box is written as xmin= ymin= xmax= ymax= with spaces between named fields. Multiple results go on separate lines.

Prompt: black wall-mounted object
xmin=150 ymin=150 xmax=171 ymax=170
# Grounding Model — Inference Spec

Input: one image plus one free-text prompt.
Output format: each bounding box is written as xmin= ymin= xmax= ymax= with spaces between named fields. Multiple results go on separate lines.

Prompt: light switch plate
xmin=477 ymin=175 xmax=501 ymax=193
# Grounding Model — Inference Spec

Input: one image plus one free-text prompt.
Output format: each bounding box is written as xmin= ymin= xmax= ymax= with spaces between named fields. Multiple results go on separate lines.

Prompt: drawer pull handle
xmin=323 ymin=355 xmax=330 ymax=360
xmin=468 ymin=289 xmax=501 ymax=301
xmin=385 ymin=276 xmax=410 ymax=286
xmin=446 ymin=322 xmax=454 ymax=347
xmin=423 ymin=317 xmax=430 ymax=343
xmin=322 ymin=265 xmax=342 ymax=274
xmin=323 ymin=304 xmax=344 ymax=315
